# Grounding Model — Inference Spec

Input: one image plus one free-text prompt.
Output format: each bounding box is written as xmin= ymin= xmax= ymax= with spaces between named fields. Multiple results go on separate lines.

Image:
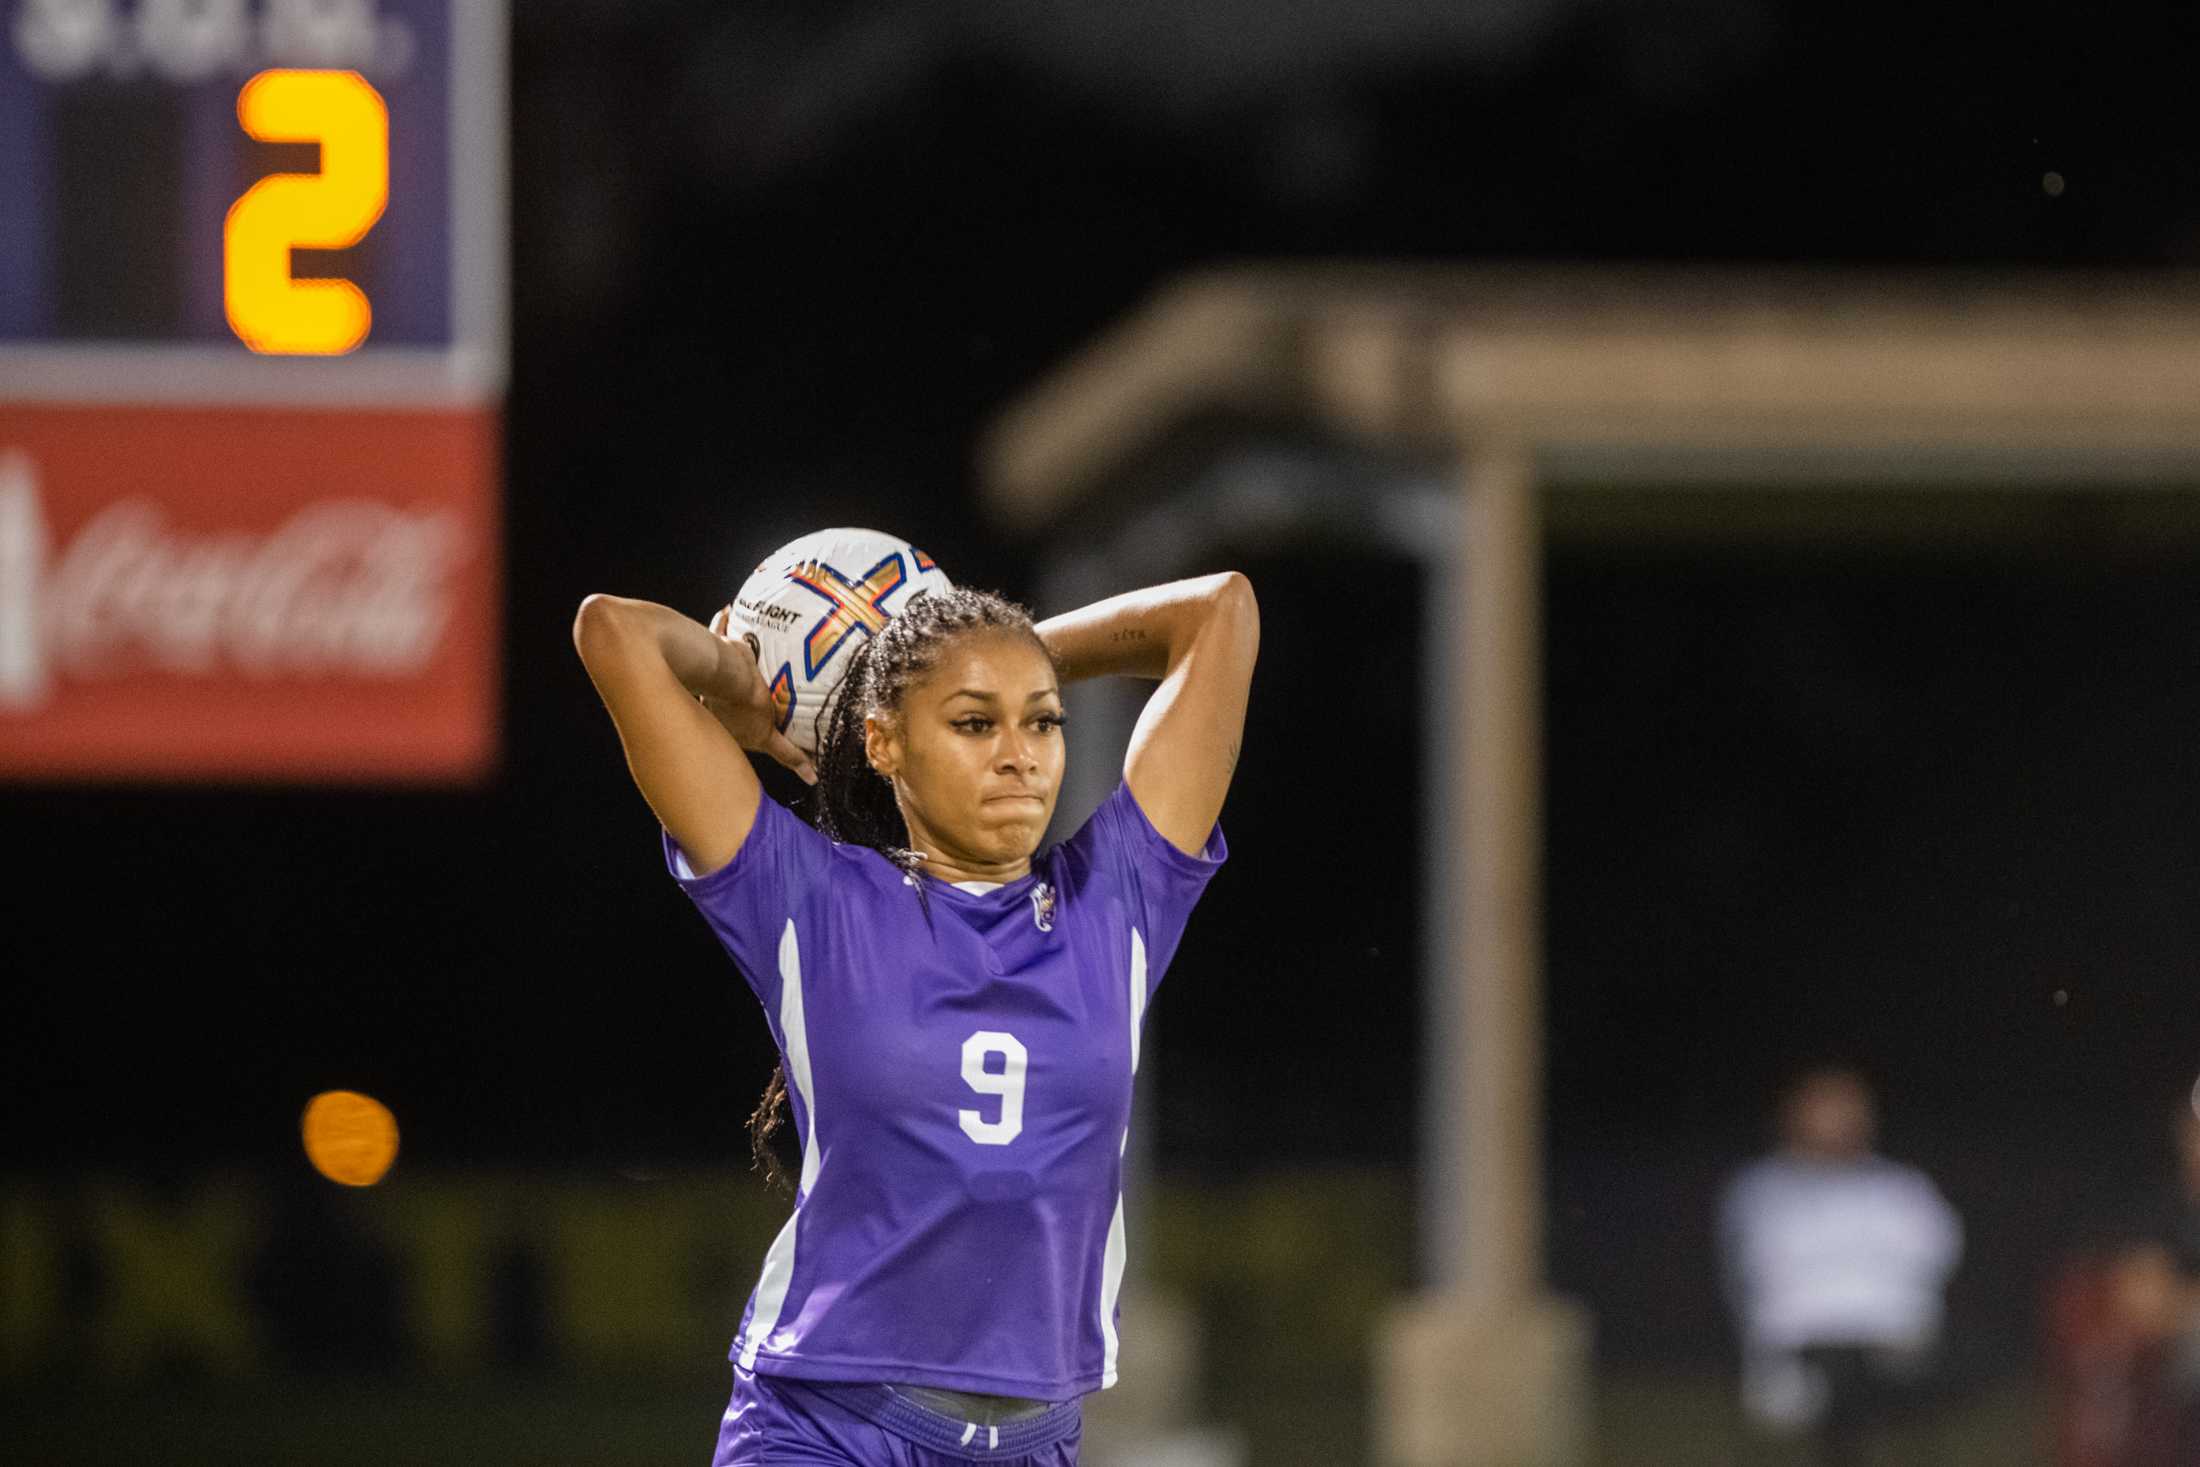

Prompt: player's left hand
xmin=703 ymin=605 xmax=817 ymax=784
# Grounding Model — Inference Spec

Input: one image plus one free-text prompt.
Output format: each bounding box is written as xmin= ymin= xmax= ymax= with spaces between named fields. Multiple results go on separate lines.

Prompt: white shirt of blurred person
xmin=1718 ymin=1069 xmax=1964 ymax=1433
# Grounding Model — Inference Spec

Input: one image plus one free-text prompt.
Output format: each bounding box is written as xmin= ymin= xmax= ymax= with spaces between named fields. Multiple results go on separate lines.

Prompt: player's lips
xmin=983 ymin=791 xmax=1046 ymax=805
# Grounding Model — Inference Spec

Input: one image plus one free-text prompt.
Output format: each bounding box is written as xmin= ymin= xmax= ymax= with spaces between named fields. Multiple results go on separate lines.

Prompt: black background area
xmin=51 ymin=85 xmax=185 ymax=339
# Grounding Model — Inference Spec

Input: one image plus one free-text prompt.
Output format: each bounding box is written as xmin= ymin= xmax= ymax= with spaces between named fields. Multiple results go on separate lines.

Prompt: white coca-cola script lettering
xmin=46 ymin=499 xmax=465 ymax=679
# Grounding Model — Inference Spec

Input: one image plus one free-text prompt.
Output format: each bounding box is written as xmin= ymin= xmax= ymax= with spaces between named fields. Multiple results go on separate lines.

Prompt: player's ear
xmin=863 ymin=711 xmax=899 ymax=779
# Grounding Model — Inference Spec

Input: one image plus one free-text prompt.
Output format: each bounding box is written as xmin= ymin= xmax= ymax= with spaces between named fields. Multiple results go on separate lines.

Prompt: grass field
xmin=3 ymin=1371 xmax=2050 ymax=1466
xmin=1592 ymin=1372 xmax=2046 ymax=1467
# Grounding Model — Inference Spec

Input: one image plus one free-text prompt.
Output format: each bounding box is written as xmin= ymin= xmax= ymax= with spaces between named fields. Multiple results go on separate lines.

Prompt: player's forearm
xmin=573 ymin=594 xmax=738 ymax=699
xmin=1037 ymin=573 xmax=1250 ymax=684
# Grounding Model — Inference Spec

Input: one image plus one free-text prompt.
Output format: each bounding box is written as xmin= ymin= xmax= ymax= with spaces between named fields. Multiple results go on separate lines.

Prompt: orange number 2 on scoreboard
xmin=224 ymin=70 xmax=390 ymax=356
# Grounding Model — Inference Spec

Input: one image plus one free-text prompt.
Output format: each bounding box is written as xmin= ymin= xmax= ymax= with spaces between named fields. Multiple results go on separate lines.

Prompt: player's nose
xmin=997 ymin=731 xmax=1038 ymax=773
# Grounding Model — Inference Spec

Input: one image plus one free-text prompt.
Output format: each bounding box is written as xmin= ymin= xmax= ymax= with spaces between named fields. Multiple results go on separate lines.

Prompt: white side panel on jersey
xmin=740 ymin=920 xmax=820 ymax=1369
xmin=1127 ymin=926 xmax=1148 ymax=1069
xmin=1098 ymin=926 xmax=1148 ymax=1388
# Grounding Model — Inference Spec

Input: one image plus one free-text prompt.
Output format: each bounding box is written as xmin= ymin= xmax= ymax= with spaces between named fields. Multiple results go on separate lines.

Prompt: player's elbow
xmin=1208 ymin=571 xmax=1260 ymax=662
xmin=572 ymin=593 xmax=638 ymax=667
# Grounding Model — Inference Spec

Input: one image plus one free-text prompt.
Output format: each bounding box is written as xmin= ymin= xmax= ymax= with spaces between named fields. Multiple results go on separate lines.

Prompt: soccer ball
xmin=727 ymin=527 xmax=953 ymax=757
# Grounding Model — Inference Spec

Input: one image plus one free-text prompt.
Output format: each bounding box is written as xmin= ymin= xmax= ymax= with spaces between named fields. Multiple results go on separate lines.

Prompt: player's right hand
xmin=704 ymin=606 xmax=817 ymax=785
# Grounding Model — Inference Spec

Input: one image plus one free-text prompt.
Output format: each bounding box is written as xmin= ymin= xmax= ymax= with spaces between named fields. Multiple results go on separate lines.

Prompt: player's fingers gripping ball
xmin=728 ymin=528 xmax=953 ymax=759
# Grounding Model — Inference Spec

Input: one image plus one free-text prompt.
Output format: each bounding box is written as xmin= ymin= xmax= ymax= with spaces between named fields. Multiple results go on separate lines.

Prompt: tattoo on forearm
xmin=1108 ymin=628 xmax=1148 ymax=643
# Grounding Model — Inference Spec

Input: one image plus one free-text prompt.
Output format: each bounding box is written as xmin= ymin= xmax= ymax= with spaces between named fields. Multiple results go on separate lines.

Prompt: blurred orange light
xmin=301 ymin=1089 xmax=399 ymax=1187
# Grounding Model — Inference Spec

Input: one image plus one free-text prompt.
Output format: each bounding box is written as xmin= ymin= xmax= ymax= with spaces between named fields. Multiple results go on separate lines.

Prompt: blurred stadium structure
xmin=982 ymin=265 xmax=2200 ymax=1464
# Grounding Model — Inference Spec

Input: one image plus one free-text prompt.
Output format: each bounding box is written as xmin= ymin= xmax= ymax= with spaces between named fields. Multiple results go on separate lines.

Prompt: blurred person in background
xmin=1718 ymin=1067 xmax=1964 ymax=1465
xmin=2151 ymin=1094 xmax=2200 ymax=1453
xmin=2073 ymin=1088 xmax=2200 ymax=1467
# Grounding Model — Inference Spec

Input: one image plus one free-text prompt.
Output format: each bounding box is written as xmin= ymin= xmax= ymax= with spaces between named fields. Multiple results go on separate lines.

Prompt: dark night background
xmin=7 ymin=0 xmax=2200 ymax=1457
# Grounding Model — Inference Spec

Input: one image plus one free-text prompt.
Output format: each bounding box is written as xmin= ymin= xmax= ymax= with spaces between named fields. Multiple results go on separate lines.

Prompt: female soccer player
xmin=573 ymin=569 xmax=1258 ymax=1466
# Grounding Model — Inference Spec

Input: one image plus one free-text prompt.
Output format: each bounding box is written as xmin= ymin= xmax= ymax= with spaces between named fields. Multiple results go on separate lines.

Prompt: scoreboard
xmin=0 ymin=0 xmax=501 ymax=386
xmin=0 ymin=0 xmax=505 ymax=781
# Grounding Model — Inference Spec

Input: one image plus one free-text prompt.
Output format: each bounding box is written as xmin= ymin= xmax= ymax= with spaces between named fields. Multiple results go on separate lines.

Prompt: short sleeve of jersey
xmin=1058 ymin=780 xmax=1228 ymax=998
xmin=662 ymin=793 xmax=835 ymax=1009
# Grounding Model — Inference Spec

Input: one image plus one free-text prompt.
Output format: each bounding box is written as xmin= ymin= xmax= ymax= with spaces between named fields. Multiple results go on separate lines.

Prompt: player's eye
xmin=1031 ymin=713 xmax=1066 ymax=734
xmin=953 ymin=716 xmax=993 ymax=734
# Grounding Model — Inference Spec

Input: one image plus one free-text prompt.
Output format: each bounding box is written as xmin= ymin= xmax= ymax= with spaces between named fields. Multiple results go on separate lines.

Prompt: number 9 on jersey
xmin=959 ymin=1031 xmax=1027 ymax=1146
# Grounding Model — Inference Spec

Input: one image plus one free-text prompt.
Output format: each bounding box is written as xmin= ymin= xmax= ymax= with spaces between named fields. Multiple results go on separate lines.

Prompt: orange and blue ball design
xmin=728 ymin=528 xmax=954 ymax=757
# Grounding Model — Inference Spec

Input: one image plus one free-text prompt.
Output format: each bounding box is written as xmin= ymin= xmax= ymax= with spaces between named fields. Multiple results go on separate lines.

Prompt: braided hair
xmin=747 ymin=586 xmax=1053 ymax=1193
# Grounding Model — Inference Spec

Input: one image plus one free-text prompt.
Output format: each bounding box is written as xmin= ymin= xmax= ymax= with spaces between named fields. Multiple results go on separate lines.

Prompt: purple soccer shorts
xmin=712 ymin=1363 xmax=1083 ymax=1467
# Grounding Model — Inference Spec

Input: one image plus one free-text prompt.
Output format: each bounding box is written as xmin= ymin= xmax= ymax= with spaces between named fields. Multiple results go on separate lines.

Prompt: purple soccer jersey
xmin=665 ymin=780 xmax=1226 ymax=1400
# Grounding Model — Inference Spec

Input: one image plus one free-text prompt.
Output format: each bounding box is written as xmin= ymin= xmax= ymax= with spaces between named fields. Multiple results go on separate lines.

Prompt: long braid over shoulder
xmin=746 ymin=586 xmax=1053 ymax=1194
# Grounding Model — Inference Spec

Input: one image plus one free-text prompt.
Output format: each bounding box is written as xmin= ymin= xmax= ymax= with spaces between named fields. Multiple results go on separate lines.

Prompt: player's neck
xmin=904 ymin=834 xmax=1031 ymax=886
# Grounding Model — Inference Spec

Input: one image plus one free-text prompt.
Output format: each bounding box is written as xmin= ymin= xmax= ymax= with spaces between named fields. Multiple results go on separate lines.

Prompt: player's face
xmin=874 ymin=630 xmax=1065 ymax=875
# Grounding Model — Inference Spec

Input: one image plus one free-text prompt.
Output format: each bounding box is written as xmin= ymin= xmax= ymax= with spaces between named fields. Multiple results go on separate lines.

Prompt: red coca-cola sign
xmin=0 ymin=405 xmax=499 ymax=782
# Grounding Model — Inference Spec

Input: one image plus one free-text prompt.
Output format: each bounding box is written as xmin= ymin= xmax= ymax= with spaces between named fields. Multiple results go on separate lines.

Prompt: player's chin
xmin=975 ymin=795 xmax=1054 ymax=851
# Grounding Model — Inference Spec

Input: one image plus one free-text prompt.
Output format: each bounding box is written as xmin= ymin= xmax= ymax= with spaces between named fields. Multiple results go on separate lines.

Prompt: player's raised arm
xmin=573 ymin=595 xmax=817 ymax=876
xmin=1036 ymin=572 xmax=1258 ymax=855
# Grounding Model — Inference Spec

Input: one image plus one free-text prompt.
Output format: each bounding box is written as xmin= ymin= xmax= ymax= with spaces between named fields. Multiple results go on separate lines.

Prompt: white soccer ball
xmin=727 ymin=527 xmax=954 ymax=757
